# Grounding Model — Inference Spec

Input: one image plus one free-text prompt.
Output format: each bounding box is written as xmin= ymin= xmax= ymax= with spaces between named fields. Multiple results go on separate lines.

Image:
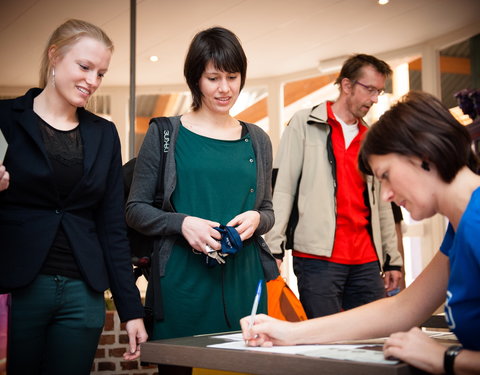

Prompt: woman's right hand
xmin=0 ymin=164 xmax=10 ymax=191
xmin=240 ymin=313 xmax=296 ymax=347
xmin=181 ymin=216 xmax=221 ymax=254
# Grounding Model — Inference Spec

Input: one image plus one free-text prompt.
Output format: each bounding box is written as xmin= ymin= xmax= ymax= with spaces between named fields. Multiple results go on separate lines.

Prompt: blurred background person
xmin=266 ymin=54 xmax=402 ymax=318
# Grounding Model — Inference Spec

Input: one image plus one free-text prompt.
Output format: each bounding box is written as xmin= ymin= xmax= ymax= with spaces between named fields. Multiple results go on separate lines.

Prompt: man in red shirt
xmin=267 ymin=54 xmax=403 ymax=318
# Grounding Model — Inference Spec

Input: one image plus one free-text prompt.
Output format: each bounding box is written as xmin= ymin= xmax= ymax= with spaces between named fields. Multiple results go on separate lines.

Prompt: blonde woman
xmin=0 ymin=19 xmax=147 ymax=374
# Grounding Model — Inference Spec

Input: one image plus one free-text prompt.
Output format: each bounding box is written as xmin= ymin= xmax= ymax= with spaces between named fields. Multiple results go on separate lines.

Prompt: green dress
xmin=153 ymin=125 xmax=267 ymax=339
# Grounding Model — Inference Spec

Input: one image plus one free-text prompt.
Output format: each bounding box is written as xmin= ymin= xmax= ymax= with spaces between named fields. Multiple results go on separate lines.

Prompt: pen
xmin=247 ymin=280 xmax=262 ymax=342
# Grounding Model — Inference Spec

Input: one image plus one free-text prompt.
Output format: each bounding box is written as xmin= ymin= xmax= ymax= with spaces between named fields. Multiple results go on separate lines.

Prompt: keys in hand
xmin=207 ymin=250 xmax=226 ymax=264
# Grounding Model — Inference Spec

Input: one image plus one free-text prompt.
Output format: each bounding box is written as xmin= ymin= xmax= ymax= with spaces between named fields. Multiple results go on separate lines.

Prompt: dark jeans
xmin=8 ymin=274 xmax=105 ymax=375
xmin=293 ymin=257 xmax=384 ymax=319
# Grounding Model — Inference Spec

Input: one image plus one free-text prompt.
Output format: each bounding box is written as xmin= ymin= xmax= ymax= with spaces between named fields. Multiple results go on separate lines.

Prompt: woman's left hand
xmin=383 ymin=327 xmax=445 ymax=374
xmin=226 ymin=210 xmax=260 ymax=241
xmin=122 ymin=318 xmax=148 ymax=360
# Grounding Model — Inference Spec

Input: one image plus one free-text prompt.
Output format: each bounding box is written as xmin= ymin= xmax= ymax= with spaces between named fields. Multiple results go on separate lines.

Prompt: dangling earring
xmin=51 ymin=68 xmax=56 ymax=88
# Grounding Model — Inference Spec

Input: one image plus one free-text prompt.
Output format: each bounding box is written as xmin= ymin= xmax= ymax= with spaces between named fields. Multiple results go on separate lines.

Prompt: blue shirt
xmin=440 ymin=187 xmax=480 ymax=350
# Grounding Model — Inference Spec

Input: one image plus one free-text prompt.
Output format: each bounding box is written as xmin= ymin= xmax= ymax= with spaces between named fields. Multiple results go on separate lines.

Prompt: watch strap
xmin=444 ymin=345 xmax=463 ymax=375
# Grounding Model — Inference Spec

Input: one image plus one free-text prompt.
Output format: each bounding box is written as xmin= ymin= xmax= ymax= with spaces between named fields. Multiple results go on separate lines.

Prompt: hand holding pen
xmin=245 ymin=280 xmax=262 ymax=344
xmin=240 ymin=281 xmax=298 ymax=347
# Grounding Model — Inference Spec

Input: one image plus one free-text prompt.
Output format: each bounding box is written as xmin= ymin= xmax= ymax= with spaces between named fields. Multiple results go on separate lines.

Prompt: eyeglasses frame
xmin=353 ymin=80 xmax=385 ymax=97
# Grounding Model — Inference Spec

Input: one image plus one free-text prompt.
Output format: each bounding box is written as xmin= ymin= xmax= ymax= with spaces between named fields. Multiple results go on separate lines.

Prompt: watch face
xmin=447 ymin=345 xmax=463 ymax=355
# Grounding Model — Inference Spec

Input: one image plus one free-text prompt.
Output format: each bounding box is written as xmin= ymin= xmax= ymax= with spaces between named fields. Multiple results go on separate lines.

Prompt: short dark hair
xmin=359 ymin=91 xmax=479 ymax=183
xmin=335 ymin=54 xmax=392 ymax=85
xmin=184 ymin=27 xmax=247 ymax=111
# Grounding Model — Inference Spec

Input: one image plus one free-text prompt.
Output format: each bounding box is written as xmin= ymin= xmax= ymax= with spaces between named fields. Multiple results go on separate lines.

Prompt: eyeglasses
xmin=354 ymin=81 xmax=385 ymax=97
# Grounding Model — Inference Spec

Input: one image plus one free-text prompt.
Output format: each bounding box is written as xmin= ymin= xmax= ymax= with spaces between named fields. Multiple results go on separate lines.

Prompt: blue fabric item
xmin=215 ymin=225 xmax=243 ymax=255
xmin=205 ymin=225 xmax=243 ymax=267
xmin=440 ymin=187 xmax=480 ymax=350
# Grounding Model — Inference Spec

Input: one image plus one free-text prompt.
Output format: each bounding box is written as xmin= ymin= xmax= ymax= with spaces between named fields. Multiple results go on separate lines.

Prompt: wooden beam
xmin=133 ymin=94 xmax=180 ymax=136
xmin=409 ymin=56 xmax=471 ymax=75
xmin=152 ymin=94 xmax=171 ymax=117
xmin=284 ymin=73 xmax=338 ymax=106
xmin=236 ymin=73 xmax=337 ymax=123
xmin=135 ymin=116 xmax=150 ymax=133
xmin=235 ymin=98 xmax=268 ymax=123
xmin=164 ymin=93 xmax=180 ymax=116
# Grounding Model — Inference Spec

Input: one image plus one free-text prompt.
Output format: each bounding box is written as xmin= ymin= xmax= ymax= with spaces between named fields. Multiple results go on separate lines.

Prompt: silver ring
xmin=205 ymin=244 xmax=214 ymax=253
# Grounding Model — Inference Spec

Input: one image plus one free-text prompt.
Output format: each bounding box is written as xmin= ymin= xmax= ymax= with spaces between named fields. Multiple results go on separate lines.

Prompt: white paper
xmin=206 ymin=340 xmax=399 ymax=365
xmin=210 ymin=333 xmax=245 ymax=341
xmin=423 ymin=330 xmax=457 ymax=341
xmin=0 ymin=129 xmax=7 ymax=163
xmin=301 ymin=345 xmax=398 ymax=365
xmin=207 ymin=340 xmax=324 ymax=355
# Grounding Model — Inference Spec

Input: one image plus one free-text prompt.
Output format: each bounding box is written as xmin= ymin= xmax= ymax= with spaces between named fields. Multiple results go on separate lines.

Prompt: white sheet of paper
xmin=207 ymin=340 xmax=323 ymax=354
xmin=0 ymin=129 xmax=7 ymax=163
xmin=301 ymin=345 xmax=398 ymax=365
xmin=210 ymin=333 xmax=245 ymax=341
xmin=207 ymin=339 xmax=399 ymax=365
xmin=423 ymin=330 xmax=457 ymax=341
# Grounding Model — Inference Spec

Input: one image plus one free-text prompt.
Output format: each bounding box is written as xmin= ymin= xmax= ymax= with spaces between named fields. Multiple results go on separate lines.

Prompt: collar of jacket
xmin=12 ymin=87 xmax=41 ymax=111
xmin=13 ymin=88 xmax=91 ymax=121
xmin=306 ymin=101 xmax=369 ymax=128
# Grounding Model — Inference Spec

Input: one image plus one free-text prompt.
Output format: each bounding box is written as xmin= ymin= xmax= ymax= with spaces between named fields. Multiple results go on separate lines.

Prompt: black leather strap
xmin=444 ymin=345 xmax=463 ymax=375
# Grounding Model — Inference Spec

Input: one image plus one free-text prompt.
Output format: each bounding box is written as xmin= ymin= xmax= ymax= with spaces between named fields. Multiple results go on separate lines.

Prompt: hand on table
xmin=383 ymin=327 xmax=445 ymax=374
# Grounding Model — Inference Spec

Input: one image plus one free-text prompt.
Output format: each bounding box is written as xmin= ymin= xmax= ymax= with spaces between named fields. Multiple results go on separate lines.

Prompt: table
xmin=141 ymin=334 xmax=428 ymax=375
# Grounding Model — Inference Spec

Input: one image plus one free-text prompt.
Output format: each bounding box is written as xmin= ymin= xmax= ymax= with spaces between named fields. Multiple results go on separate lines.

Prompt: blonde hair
xmin=39 ymin=19 xmax=114 ymax=88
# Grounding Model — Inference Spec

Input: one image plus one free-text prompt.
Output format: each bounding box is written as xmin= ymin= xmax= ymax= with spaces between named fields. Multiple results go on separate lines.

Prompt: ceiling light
xmin=378 ymin=0 xmax=389 ymax=4
xmin=149 ymin=55 xmax=159 ymax=62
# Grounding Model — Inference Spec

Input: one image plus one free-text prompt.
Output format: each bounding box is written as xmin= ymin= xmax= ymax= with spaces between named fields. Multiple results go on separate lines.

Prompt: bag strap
xmin=148 ymin=117 xmax=173 ymax=208
xmin=144 ymin=117 xmax=173 ymax=323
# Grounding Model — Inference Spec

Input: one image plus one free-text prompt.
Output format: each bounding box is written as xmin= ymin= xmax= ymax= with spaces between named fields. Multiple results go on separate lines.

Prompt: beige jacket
xmin=266 ymin=102 xmax=402 ymax=271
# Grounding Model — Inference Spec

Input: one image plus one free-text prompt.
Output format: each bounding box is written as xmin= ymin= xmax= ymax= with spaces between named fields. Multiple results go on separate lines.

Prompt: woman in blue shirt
xmin=241 ymin=91 xmax=480 ymax=375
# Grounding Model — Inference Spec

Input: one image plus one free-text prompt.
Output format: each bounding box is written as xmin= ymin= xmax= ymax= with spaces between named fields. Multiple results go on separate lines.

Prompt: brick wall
xmin=91 ymin=310 xmax=158 ymax=375
xmin=90 ymin=310 xmax=248 ymax=375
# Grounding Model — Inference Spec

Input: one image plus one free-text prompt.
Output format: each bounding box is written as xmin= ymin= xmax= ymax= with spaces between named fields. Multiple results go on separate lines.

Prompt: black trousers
xmin=293 ymin=257 xmax=385 ymax=319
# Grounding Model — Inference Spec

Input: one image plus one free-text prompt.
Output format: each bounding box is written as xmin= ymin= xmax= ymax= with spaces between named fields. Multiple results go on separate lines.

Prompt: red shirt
xmin=293 ymin=102 xmax=377 ymax=264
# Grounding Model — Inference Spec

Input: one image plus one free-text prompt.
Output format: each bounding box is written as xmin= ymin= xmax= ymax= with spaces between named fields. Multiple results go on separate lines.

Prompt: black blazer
xmin=0 ymin=88 xmax=143 ymax=322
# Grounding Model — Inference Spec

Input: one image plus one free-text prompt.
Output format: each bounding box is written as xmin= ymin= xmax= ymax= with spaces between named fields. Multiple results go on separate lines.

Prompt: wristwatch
xmin=444 ymin=345 xmax=463 ymax=375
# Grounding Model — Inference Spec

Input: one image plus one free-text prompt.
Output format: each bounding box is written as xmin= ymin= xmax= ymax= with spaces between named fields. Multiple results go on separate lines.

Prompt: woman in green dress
xmin=126 ymin=26 xmax=279 ymax=371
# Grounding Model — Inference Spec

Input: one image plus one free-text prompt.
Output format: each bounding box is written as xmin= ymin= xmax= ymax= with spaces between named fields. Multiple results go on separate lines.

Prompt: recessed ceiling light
xmin=378 ymin=0 xmax=389 ymax=4
xmin=149 ymin=55 xmax=159 ymax=62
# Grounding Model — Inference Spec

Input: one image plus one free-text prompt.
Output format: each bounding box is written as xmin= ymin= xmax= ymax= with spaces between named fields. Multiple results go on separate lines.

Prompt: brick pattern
xmin=91 ymin=311 xmax=158 ymax=375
